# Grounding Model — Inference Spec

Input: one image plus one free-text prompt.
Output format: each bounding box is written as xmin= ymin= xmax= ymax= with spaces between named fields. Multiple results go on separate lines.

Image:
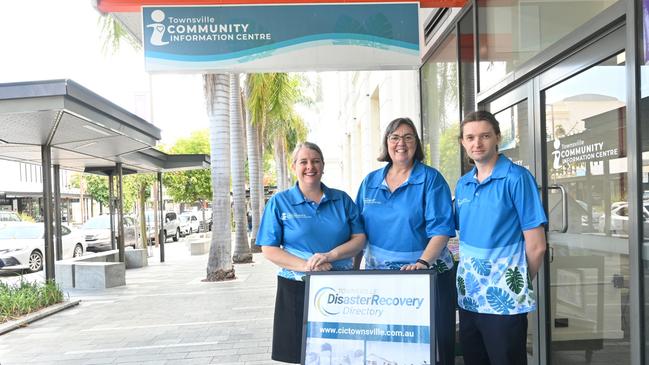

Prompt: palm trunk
xmin=273 ymin=135 xmax=287 ymax=191
xmin=244 ymin=79 xmax=262 ymax=253
xmin=230 ymin=74 xmax=252 ymax=263
xmin=138 ymin=184 xmax=147 ymax=249
xmin=257 ymin=125 xmax=265 ymax=217
xmin=203 ymin=73 xmax=235 ymax=281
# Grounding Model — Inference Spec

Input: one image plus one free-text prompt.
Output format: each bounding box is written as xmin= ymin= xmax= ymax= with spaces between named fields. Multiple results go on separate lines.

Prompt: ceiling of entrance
xmin=0 ymin=79 xmax=209 ymax=174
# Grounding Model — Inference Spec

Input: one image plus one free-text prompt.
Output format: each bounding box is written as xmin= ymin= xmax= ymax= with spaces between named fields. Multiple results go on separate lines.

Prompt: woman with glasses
xmin=355 ymin=117 xmax=456 ymax=365
xmin=257 ymin=141 xmax=366 ymax=364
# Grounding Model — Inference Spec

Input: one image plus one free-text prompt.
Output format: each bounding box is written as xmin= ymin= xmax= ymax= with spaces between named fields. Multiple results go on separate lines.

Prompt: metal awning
xmin=0 ymin=79 xmax=209 ymax=174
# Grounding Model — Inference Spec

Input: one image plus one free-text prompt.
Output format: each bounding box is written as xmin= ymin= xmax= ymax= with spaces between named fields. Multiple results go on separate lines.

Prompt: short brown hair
xmin=459 ymin=110 xmax=501 ymax=140
xmin=377 ymin=117 xmax=425 ymax=163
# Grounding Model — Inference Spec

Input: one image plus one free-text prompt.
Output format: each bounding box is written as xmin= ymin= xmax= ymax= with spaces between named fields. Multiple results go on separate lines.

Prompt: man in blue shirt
xmin=455 ymin=111 xmax=547 ymax=365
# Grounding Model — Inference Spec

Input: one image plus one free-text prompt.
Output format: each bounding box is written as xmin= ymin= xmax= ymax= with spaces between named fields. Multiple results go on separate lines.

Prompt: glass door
xmin=542 ymin=52 xmax=628 ymax=365
xmin=480 ymin=26 xmax=627 ymax=364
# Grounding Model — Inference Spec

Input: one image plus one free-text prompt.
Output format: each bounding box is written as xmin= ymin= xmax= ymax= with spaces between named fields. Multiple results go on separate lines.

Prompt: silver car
xmin=82 ymin=215 xmax=138 ymax=252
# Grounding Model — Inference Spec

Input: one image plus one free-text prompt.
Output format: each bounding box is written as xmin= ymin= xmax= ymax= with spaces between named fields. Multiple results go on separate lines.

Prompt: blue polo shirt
xmin=454 ymin=154 xmax=547 ymax=315
xmin=356 ymin=160 xmax=456 ymax=272
xmin=257 ymin=183 xmax=364 ymax=281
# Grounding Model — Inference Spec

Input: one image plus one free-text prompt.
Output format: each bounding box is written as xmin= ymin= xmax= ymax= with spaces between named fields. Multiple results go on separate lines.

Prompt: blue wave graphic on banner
xmin=145 ymin=33 xmax=418 ymax=63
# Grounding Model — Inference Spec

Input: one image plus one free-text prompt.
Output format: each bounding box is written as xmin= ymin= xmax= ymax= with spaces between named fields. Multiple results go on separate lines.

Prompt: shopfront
xmin=421 ymin=1 xmax=645 ymax=363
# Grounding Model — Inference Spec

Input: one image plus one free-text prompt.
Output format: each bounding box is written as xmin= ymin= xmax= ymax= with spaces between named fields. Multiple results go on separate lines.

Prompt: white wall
xmin=307 ymin=70 xmax=419 ymax=197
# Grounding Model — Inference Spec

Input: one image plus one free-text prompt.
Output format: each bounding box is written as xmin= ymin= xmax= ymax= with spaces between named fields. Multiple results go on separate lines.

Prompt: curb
xmin=0 ymin=299 xmax=81 ymax=336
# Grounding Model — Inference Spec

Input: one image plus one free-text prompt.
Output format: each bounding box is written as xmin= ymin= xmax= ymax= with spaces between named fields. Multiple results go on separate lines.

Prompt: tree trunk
xmin=230 ymin=74 xmax=252 ymax=263
xmin=244 ymin=80 xmax=262 ymax=253
xmin=79 ymin=177 xmax=86 ymax=223
xmin=203 ymin=73 xmax=235 ymax=281
xmin=273 ymin=135 xmax=287 ymax=191
xmin=152 ymin=183 xmax=159 ymax=248
xmin=138 ymin=184 xmax=147 ymax=249
xmin=257 ymin=126 xmax=265 ymax=219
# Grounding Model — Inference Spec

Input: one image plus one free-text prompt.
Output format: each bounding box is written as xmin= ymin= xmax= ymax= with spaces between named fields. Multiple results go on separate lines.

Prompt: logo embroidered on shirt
xmin=363 ymin=198 xmax=382 ymax=205
xmin=456 ymin=198 xmax=471 ymax=207
xmin=280 ymin=212 xmax=312 ymax=220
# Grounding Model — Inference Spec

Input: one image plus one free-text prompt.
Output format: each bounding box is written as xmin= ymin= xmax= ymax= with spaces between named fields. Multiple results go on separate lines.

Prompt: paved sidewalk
xmin=0 ymin=240 xmax=283 ymax=365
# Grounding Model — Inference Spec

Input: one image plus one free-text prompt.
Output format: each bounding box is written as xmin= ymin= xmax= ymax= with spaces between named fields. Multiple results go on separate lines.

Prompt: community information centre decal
xmin=142 ymin=4 xmax=420 ymax=72
xmin=304 ymin=273 xmax=434 ymax=364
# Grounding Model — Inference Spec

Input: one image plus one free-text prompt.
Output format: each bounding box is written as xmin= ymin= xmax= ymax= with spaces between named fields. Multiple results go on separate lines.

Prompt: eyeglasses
xmin=388 ymin=134 xmax=416 ymax=144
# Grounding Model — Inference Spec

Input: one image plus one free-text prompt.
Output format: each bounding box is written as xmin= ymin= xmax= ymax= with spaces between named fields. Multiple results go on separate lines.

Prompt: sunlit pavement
xmin=0 ymin=234 xmax=282 ymax=365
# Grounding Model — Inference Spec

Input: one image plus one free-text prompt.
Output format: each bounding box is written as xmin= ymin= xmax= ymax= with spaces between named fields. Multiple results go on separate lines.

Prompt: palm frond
xmin=98 ymin=14 xmax=141 ymax=55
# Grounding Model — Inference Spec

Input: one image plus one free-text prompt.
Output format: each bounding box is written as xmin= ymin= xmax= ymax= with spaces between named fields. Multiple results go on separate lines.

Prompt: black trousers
xmin=436 ymin=268 xmax=457 ymax=365
xmin=459 ymin=308 xmax=528 ymax=365
xmin=271 ymin=276 xmax=305 ymax=364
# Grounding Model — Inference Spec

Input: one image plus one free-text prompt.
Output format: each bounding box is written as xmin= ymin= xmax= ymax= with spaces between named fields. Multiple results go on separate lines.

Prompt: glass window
xmin=421 ymin=33 xmax=461 ymax=193
xmin=478 ymin=0 xmax=617 ymax=92
xmin=460 ymin=7 xmax=475 ymax=117
xmin=495 ymin=101 xmax=532 ymax=170
xmin=642 ymin=1 xmax=649 ymax=357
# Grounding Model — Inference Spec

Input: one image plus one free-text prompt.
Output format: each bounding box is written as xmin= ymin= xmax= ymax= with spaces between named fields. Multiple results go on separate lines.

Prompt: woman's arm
xmin=306 ymin=233 xmax=366 ymax=271
xmin=401 ymin=235 xmax=449 ymax=271
xmin=262 ymin=246 xmax=332 ymax=272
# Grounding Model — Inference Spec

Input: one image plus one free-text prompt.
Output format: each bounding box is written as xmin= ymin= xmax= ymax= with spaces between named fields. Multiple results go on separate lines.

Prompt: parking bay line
xmin=65 ymin=341 xmax=221 ymax=355
xmin=80 ymin=317 xmax=273 ymax=332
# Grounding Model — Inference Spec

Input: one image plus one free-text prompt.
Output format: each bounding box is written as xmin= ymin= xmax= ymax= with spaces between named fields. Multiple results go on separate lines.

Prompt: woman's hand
xmin=401 ymin=261 xmax=428 ymax=271
xmin=306 ymin=253 xmax=332 ymax=271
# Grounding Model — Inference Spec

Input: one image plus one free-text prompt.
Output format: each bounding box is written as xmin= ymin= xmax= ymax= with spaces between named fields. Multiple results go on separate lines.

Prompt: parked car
xmin=178 ymin=215 xmax=191 ymax=237
xmin=180 ymin=212 xmax=201 ymax=234
xmin=0 ymin=222 xmax=85 ymax=272
xmin=598 ymin=202 xmax=649 ymax=238
xmin=145 ymin=211 xmax=181 ymax=243
xmin=0 ymin=211 xmax=22 ymax=230
xmin=82 ymin=215 xmax=138 ymax=252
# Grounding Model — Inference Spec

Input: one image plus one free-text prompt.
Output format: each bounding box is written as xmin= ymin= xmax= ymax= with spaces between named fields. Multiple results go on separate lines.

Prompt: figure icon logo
xmin=148 ymin=9 xmax=169 ymax=46
xmin=552 ymin=138 xmax=561 ymax=169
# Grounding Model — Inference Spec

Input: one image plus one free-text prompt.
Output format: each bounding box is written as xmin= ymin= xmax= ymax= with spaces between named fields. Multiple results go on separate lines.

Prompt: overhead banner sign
xmin=303 ymin=272 xmax=435 ymax=365
xmin=142 ymin=4 xmax=420 ymax=72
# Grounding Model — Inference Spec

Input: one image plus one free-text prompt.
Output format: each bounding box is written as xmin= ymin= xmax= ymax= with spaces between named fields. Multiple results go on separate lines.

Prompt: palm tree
xmin=203 ymin=73 xmax=235 ymax=281
xmin=247 ymin=73 xmax=307 ymax=192
xmin=230 ymin=74 xmax=252 ymax=263
xmin=243 ymin=75 xmax=262 ymax=252
xmin=98 ymin=14 xmax=236 ymax=281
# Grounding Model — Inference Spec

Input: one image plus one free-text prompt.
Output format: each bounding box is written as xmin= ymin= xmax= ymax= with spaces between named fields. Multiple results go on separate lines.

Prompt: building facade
xmin=0 ymin=159 xmax=98 ymax=224
xmin=419 ymin=1 xmax=646 ymax=364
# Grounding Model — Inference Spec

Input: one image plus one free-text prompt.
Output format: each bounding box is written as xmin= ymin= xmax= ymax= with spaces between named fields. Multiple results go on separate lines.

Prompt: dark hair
xmin=291 ymin=141 xmax=324 ymax=164
xmin=377 ymin=117 xmax=425 ymax=163
xmin=459 ymin=110 xmax=501 ymax=140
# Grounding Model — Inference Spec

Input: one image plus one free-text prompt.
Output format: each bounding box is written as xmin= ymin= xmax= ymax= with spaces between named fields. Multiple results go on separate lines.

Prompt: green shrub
xmin=0 ymin=280 xmax=64 ymax=323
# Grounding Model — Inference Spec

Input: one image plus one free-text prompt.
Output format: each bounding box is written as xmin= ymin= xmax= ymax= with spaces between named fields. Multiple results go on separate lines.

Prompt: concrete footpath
xmin=0 ymin=240 xmax=283 ymax=365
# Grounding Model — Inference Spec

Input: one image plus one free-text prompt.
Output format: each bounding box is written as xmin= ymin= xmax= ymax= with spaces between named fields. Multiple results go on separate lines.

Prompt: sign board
xmin=142 ymin=4 xmax=420 ymax=72
xmin=303 ymin=271 xmax=436 ymax=365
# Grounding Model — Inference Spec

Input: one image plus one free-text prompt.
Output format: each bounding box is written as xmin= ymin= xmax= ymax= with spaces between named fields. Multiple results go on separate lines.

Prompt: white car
xmin=179 ymin=212 xmax=201 ymax=235
xmin=178 ymin=215 xmax=191 ymax=237
xmin=599 ymin=202 xmax=649 ymax=238
xmin=82 ymin=215 xmax=138 ymax=251
xmin=0 ymin=222 xmax=86 ymax=273
xmin=0 ymin=211 xmax=22 ymax=230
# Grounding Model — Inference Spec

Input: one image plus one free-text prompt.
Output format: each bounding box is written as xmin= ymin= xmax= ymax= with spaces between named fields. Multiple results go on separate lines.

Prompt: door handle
xmin=548 ymin=246 xmax=554 ymax=263
xmin=548 ymin=184 xmax=568 ymax=233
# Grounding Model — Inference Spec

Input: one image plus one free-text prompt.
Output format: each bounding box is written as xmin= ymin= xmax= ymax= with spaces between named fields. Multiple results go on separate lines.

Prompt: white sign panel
xmin=303 ymin=272 xmax=435 ymax=365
